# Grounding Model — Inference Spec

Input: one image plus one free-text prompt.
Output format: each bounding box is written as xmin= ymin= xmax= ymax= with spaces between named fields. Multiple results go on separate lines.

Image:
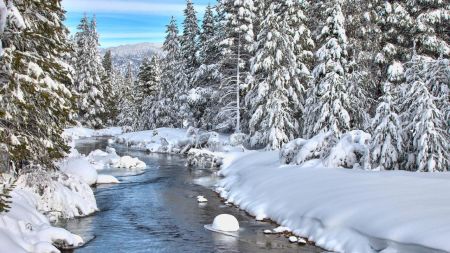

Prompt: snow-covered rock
xmin=0 ymin=189 xmax=84 ymax=253
xmin=263 ymin=229 xmax=272 ymax=234
xmin=59 ymin=156 xmax=98 ymax=186
xmin=112 ymin=156 xmax=146 ymax=169
xmin=96 ymin=175 xmax=120 ymax=184
xmin=288 ymin=236 xmax=298 ymax=243
xmin=15 ymin=168 xmax=98 ymax=220
xmin=197 ymin=195 xmax=208 ymax=203
xmin=210 ymin=214 xmax=240 ymax=232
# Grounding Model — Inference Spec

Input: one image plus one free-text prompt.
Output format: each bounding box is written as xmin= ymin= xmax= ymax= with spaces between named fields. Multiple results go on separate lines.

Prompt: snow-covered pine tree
xmin=192 ymin=4 xmax=222 ymax=130
xmin=74 ymin=15 xmax=106 ymax=129
xmin=216 ymin=0 xmax=257 ymax=132
xmin=406 ymin=0 xmax=449 ymax=59
xmin=101 ymin=50 xmax=118 ymax=125
xmin=303 ymin=0 xmax=351 ymax=138
xmin=0 ymin=0 xmax=75 ymax=167
xmin=246 ymin=1 xmax=305 ymax=150
xmin=158 ymin=17 xmax=182 ymax=128
xmin=370 ymin=63 xmax=405 ymax=171
xmin=401 ymin=54 xmax=449 ymax=172
xmin=374 ymin=1 xmax=414 ymax=74
xmin=181 ymin=0 xmax=200 ymax=74
xmin=138 ymin=56 xmax=162 ymax=130
xmin=117 ymin=62 xmax=135 ymax=129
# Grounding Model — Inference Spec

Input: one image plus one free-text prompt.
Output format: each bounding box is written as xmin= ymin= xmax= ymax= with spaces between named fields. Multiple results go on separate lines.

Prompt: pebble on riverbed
xmin=288 ymin=236 xmax=298 ymax=243
xmin=197 ymin=196 xmax=208 ymax=203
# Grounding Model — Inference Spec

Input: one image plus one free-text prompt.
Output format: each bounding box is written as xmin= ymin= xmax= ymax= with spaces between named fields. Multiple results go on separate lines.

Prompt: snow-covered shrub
xmin=187 ymin=149 xmax=223 ymax=168
xmin=230 ymin=133 xmax=248 ymax=147
xmin=15 ymin=166 xmax=97 ymax=221
xmin=112 ymin=156 xmax=146 ymax=170
xmin=280 ymin=132 xmax=335 ymax=165
xmin=325 ymin=130 xmax=371 ymax=169
xmin=281 ymin=131 xmax=371 ymax=169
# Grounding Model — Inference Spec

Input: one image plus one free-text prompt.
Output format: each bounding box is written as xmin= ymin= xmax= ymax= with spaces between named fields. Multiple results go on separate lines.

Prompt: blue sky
xmin=62 ymin=0 xmax=212 ymax=48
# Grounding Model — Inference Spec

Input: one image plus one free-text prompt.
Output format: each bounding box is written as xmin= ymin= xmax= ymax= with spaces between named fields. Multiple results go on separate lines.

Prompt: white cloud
xmin=62 ymin=0 xmax=206 ymax=15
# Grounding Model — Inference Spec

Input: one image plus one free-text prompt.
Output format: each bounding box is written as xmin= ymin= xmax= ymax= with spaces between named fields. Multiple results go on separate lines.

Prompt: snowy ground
xmin=0 ymin=126 xmax=145 ymax=253
xmin=217 ymin=151 xmax=450 ymax=253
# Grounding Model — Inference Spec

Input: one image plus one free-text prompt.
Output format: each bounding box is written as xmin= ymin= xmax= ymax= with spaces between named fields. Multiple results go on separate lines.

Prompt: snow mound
xmin=218 ymin=151 xmax=450 ymax=253
xmin=0 ymin=189 xmax=84 ymax=253
xmin=15 ymin=168 xmax=98 ymax=220
xmin=96 ymin=175 xmax=120 ymax=184
xmin=87 ymin=148 xmax=121 ymax=171
xmin=210 ymin=214 xmax=240 ymax=232
xmin=112 ymin=156 xmax=146 ymax=169
xmin=59 ymin=156 xmax=98 ymax=186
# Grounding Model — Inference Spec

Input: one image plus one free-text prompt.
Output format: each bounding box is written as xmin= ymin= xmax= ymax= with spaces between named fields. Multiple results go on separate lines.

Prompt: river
xmin=59 ymin=137 xmax=324 ymax=253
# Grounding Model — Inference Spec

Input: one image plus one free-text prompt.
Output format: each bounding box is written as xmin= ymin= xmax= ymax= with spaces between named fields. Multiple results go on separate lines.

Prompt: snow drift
xmin=217 ymin=151 xmax=450 ymax=253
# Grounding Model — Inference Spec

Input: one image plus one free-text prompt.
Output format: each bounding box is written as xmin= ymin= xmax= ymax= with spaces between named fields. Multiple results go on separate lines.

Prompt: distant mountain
xmin=101 ymin=42 xmax=163 ymax=76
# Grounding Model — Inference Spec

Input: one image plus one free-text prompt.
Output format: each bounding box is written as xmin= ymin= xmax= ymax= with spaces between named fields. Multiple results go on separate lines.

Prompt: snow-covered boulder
xmin=0 ymin=189 xmax=84 ymax=253
xmin=187 ymin=148 xmax=223 ymax=168
xmin=59 ymin=156 xmax=98 ymax=185
xmin=112 ymin=156 xmax=146 ymax=169
xmin=210 ymin=214 xmax=239 ymax=232
xmin=15 ymin=167 xmax=97 ymax=220
xmin=96 ymin=174 xmax=119 ymax=184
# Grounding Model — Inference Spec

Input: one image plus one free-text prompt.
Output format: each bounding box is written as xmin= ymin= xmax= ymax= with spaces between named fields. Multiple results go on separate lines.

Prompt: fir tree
xmin=181 ymin=0 xmax=200 ymax=72
xmin=246 ymin=1 xmax=305 ymax=149
xmin=370 ymin=64 xmax=404 ymax=170
xmin=74 ymin=15 xmax=106 ymax=129
xmin=138 ymin=56 xmax=162 ymax=130
xmin=401 ymin=55 xmax=449 ymax=172
xmin=303 ymin=0 xmax=351 ymax=138
xmin=0 ymin=0 xmax=75 ymax=168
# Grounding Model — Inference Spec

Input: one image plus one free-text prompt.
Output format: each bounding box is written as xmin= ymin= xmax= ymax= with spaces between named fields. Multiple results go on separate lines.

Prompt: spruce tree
xmin=303 ymin=0 xmax=351 ymax=138
xmin=181 ymin=0 xmax=200 ymax=73
xmin=0 ymin=0 xmax=75 ymax=168
xmin=74 ymin=15 xmax=106 ymax=129
xmin=138 ymin=56 xmax=162 ymax=130
xmin=159 ymin=17 xmax=182 ymax=128
xmin=370 ymin=63 xmax=404 ymax=171
xmin=246 ymin=1 xmax=305 ymax=149
xmin=401 ymin=55 xmax=449 ymax=172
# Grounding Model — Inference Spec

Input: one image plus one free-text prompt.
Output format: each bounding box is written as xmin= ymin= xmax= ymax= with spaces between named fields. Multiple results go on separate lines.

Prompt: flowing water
xmin=60 ymin=137 xmax=324 ymax=253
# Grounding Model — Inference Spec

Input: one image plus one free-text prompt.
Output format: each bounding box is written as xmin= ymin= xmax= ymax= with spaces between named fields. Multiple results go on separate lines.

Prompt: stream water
xmin=60 ymin=137 xmax=324 ymax=253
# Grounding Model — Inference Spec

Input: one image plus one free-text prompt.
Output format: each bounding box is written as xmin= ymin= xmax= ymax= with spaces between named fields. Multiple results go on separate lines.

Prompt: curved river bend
xmin=60 ymin=137 xmax=323 ymax=253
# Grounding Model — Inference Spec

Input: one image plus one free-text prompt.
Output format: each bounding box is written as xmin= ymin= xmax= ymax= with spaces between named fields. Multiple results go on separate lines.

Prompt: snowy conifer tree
xmin=117 ymin=63 xmax=135 ymax=129
xmin=138 ymin=56 xmax=162 ymax=130
xmin=181 ymin=0 xmax=200 ymax=73
xmin=216 ymin=0 xmax=257 ymax=132
xmin=0 ymin=0 xmax=75 ymax=167
xmin=370 ymin=63 xmax=404 ymax=171
xmin=246 ymin=1 xmax=306 ymax=149
xmin=158 ymin=17 xmax=182 ymax=128
xmin=303 ymin=0 xmax=351 ymax=138
xmin=401 ymin=55 xmax=449 ymax=172
xmin=74 ymin=15 xmax=106 ymax=129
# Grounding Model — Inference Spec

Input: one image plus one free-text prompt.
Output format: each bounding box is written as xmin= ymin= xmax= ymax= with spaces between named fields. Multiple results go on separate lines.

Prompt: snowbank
xmin=63 ymin=126 xmax=123 ymax=140
xmin=96 ymin=175 xmax=119 ymax=184
xmin=0 ymin=189 xmax=84 ymax=253
xmin=59 ymin=157 xmax=98 ymax=186
xmin=217 ymin=151 xmax=450 ymax=253
xmin=15 ymin=168 xmax=98 ymax=221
